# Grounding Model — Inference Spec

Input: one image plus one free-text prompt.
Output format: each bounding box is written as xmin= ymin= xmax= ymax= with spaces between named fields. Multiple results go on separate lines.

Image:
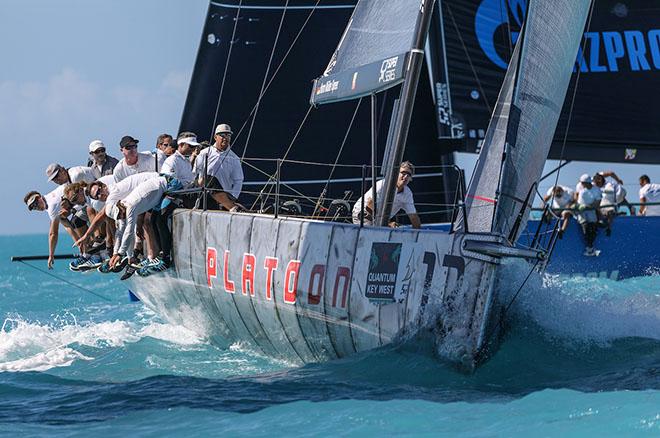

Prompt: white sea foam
xmin=500 ymin=260 xmax=660 ymax=343
xmin=0 ymin=315 xmax=207 ymax=372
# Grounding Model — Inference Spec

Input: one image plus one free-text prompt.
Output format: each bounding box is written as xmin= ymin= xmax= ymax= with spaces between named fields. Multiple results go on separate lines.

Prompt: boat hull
xmin=129 ymin=210 xmax=502 ymax=367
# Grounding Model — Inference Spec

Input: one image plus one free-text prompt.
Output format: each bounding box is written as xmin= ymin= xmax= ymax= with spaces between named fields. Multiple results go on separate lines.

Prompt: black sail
xmin=179 ymin=1 xmax=458 ymax=224
xmin=433 ymin=0 xmax=660 ymax=164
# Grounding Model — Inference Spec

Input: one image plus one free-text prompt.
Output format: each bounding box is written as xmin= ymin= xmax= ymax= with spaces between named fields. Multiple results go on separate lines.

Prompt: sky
xmin=0 ymin=0 xmax=657 ymax=235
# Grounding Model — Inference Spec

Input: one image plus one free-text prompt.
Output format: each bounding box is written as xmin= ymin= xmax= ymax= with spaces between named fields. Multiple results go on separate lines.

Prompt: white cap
xmin=215 ymin=124 xmax=233 ymax=135
xmin=579 ymin=173 xmax=592 ymax=183
xmin=177 ymin=135 xmax=200 ymax=146
xmin=46 ymin=163 xmax=64 ymax=181
xmin=89 ymin=140 xmax=105 ymax=153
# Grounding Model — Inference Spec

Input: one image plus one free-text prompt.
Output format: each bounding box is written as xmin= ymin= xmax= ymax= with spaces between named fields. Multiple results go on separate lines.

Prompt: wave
xmin=500 ymin=260 xmax=660 ymax=343
xmin=0 ymin=315 xmax=206 ymax=373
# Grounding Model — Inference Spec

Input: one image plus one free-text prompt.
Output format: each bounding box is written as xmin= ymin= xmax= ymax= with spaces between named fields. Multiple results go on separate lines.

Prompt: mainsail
xmin=462 ymin=0 xmax=592 ymax=239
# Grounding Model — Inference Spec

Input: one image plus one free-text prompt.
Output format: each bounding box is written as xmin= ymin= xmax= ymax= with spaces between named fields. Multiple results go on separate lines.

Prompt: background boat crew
xmin=575 ymin=174 xmax=602 ymax=256
xmin=352 ymin=161 xmax=421 ymax=229
xmin=113 ymin=135 xmax=156 ymax=182
xmin=23 ymin=187 xmax=86 ymax=269
xmin=638 ymin=174 xmax=660 ymax=216
xmin=154 ymin=133 xmax=175 ymax=172
xmin=86 ymin=140 xmax=119 ymax=178
xmin=542 ymin=185 xmax=574 ymax=238
xmin=193 ymin=123 xmax=244 ymax=211
xmin=592 ymin=172 xmax=627 ymax=236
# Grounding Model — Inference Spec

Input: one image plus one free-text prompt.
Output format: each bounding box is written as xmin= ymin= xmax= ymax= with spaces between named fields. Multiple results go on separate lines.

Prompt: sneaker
xmin=138 ymin=258 xmax=169 ymax=277
xmin=88 ymin=240 xmax=107 ymax=255
xmin=130 ymin=257 xmax=152 ymax=270
xmin=69 ymin=255 xmax=87 ymax=272
xmin=110 ymin=256 xmax=130 ymax=273
xmin=584 ymin=247 xmax=595 ymax=256
xmin=97 ymin=259 xmax=113 ymax=274
xmin=120 ymin=266 xmax=136 ymax=281
xmin=76 ymin=255 xmax=103 ymax=272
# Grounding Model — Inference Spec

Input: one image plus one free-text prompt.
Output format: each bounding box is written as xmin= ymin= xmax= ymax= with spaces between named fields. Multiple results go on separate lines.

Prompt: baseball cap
xmin=89 ymin=140 xmax=105 ymax=153
xmin=215 ymin=124 xmax=233 ymax=135
xmin=579 ymin=173 xmax=592 ymax=183
xmin=119 ymin=135 xmax=139 ymax=149
xmin=46 ymin=163 xmax=64 ymax=181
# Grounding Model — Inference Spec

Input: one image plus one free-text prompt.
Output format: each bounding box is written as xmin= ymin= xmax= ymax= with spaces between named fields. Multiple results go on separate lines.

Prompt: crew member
xmin=193 ymin=124 xmax=244 ymax=211
xmin=639 ymin=174 xmax=660 ymax=216
xmin=86 ymin=140 xmax=119 ymax=178
xmin=575 ymin=174 xmax=601 ymax=256
xmin=352 ymin=161 xmax=421 ymax=229
xmin=154 ymin=134 xmax=175 ymax=172
xmin=542 ymin=185 xmax=574 ymax=238
xmin=113 ymin=136 xmax=156 ymax=182
xmin=23 ymin=187 xmax=88 ymax=269
xmin=162 ymin=132 xmax=197 ymax=188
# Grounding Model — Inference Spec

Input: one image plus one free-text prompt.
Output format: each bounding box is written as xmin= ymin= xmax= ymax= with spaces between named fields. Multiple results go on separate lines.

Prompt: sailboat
xmin=129 ymin=0 xmax=592 ymax=370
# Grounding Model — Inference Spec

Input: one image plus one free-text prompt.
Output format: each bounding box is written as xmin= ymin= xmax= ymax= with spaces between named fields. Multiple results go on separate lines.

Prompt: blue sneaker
xmin=69 ymin=255 xmax=87 ymax=272
xmin=76 ymin=255 xmax=103 ymax=272
xmin=138 ymin=258 xmax=169 ymax=277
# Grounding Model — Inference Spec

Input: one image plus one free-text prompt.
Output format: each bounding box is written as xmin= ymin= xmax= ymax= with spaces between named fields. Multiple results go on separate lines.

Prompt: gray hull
xmin=129 ymin=210 xmax=501 ymax=367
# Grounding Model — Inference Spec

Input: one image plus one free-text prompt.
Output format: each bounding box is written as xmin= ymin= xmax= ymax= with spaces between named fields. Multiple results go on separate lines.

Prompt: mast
xmin=376 ymin=0 xmax=437 ymax=226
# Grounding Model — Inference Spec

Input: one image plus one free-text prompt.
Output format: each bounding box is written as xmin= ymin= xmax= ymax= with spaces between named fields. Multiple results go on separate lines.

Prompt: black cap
xmin=119 ymin=135 xmax=139 ymax=148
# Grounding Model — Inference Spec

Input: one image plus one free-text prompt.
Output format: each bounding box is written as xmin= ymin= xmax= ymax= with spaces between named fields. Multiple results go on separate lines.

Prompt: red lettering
xmin=223 ymin=250 xmax=235 ymax=294
xmin=264 ymin=257 xmax=278 ymax=301
xmin=307 ymin=264 xmax=325 ymax=305
xmin=242 ymin=253 xmax=256 ymax=296
xmin=283 ymin=260 xmax=301 ymax=304
xmin=332 ymin=267 xmax=351 ymax=308
xmin=206 ymin=247 xmax=217 ymax=288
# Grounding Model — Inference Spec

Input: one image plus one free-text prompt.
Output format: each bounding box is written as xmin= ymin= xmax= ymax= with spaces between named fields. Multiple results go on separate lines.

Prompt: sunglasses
xmin=400 ymin=171 xmax=412 ymax=177
xmin=91 ymin=148 xmax=106 ymax=154
xmin=216 ymin=133 xmax=231 ymax=138
xmin=122 ymin=145 xmax=138 ymax=150
xmin=28 ymin=197 xmax=40 ymax=211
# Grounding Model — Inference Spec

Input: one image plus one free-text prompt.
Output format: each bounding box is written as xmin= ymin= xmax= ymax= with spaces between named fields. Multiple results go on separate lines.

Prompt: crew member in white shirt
xmin=154 ymin=134 xmax=175 ymax=172
xmin=639 ymin=174 xmax=660 ymax=216
xmin=46 ymin=163 xmax=96 ymax=185
xmin=162 ymin=132 xmax=197 ymax=188
xmin=113 ymin=136 xmax=157 ymax=182
xmin=542 ymin=185 xmax=574 ymax=238
xmin=575 ymin=174 xmax=602 ymax=256
xmin=352 ymin=161 xmax=421 ymax=229
xmin=193 ymin=123 xmax=244 ymax=211
xmin=24 ymin=186 xmax=85 ymax=269
xmin=112 ymin=135 xmax=160 ymax=263
xmin=108 ymin=175 xmax=176 ymax=274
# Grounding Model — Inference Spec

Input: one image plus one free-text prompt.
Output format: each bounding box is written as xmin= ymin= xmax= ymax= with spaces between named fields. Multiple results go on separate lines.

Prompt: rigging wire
xmin=18 ymin=260 xmax=113 ymax=302
xmin=311 ymin=97 xmax=363 ymax=217
xmin=242 ymin=0 xmax=290 ymax=160
xmin=445 ymin=3 xmax=492 ymax=114
xmin=210 ymin=0 xmax=243 ymax=140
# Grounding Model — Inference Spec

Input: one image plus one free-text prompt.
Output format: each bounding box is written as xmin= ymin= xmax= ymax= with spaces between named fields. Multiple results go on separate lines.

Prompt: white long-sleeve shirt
xmin=105 ymin=172 xmax=159 ymax=217
xmin=113 ymin=152 xmax=157 ymax=182
xmin=114 ymin=176 xmax=167 ymax=256
xmin=193 ymin=146 xmax=244 ymax=199
xmin=162 ymin=151 xmax=194 ymax=187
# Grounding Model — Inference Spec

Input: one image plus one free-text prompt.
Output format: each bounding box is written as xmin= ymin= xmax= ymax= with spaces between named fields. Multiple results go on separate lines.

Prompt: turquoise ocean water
xmin=1 ymin=234 xmax=659 ymax=436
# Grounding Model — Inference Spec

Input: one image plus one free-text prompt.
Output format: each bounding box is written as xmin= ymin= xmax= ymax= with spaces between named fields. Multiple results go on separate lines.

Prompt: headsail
xmin=462 ymin=0 xmax=592 ymax=239
xmin=310 ymin=0 xmax=423 ymax=105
